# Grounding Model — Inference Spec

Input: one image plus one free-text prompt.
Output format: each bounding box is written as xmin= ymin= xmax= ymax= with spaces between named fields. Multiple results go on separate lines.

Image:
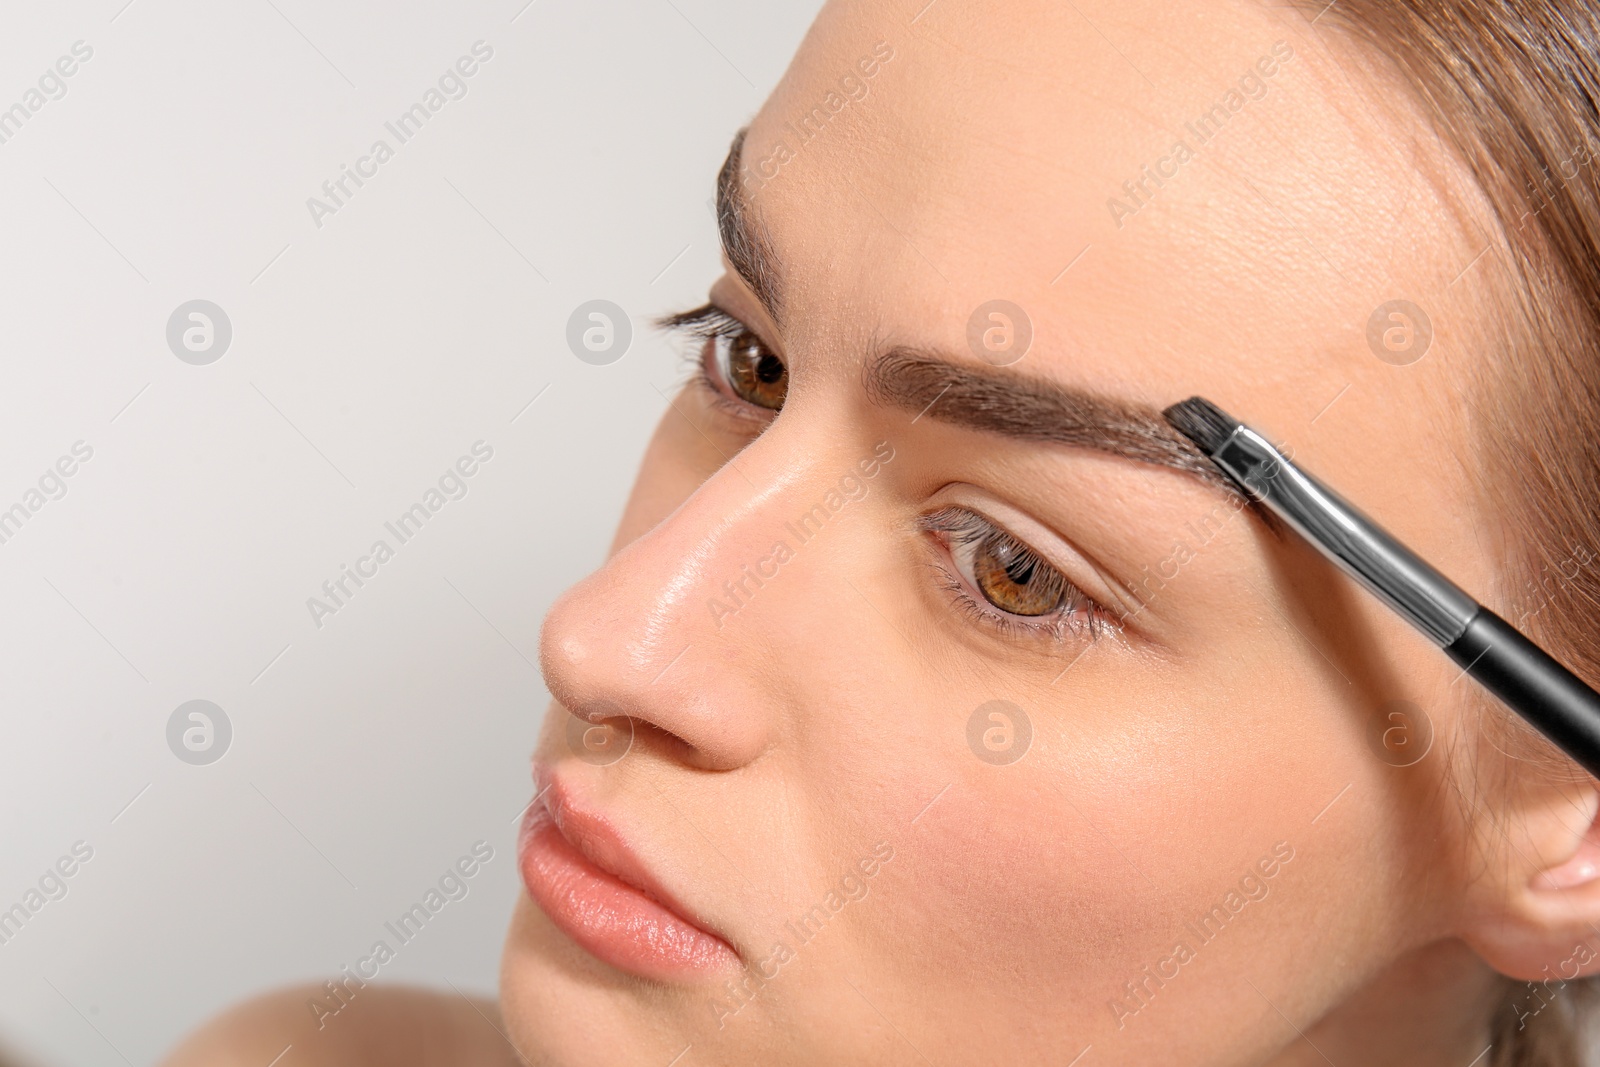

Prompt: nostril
xmin=569 ymin=696 xmax=631 ymax=726
xmin=549 ymin=701 xmax=717 ymax=772
xmin=562 ymin=706 xmax=636 ymax=767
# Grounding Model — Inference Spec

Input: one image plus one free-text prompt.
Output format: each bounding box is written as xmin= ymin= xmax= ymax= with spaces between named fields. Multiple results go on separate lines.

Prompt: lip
xmin=517 ymin=765 xmax=740 ymax=982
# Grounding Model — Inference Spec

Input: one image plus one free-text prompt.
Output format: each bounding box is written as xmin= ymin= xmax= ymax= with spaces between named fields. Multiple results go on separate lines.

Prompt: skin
xmin=503 ymin=0 xmax=1600 ymax=1063
xmin=158 ymin=986 xmax=518 ymax=1067
xmin=160 ymin=0 xmax=1600 ymax=1064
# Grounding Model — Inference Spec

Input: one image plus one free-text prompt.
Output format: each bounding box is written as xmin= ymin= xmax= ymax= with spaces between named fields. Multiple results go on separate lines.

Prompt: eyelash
xmin=658 ymin=302 xmax=776 ymax=423
xmin=917 ymin=506 xmax=1119 ymax=646
xmin=660 ymin=303 xmax=1118 ymax=651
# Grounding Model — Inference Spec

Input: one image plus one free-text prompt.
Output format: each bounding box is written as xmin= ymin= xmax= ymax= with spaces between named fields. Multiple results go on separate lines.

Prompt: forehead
xmin=735 ymin=0 xmax=1481 ymax=430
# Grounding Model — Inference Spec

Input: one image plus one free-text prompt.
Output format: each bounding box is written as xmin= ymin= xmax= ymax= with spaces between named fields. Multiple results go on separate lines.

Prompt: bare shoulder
xmin=158 ymin=983 xmax=524 ymax=1067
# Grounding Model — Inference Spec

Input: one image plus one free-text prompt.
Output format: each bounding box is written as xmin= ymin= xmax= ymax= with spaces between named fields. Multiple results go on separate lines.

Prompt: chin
xmin=500 ymin=897 xmax=706 ymax=1067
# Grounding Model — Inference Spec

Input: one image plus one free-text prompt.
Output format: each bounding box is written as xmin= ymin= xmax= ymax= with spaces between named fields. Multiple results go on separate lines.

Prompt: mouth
xmin=517 ymin=764 xmax=741 ymax=982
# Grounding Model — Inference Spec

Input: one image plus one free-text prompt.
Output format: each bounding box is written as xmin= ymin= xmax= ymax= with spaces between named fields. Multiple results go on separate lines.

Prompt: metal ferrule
xmin=1211 ymin=425 xmax=1479 ymax=647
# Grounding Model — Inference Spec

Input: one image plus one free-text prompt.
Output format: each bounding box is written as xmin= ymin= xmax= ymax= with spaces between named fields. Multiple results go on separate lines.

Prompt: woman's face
xmin=501 ymin=0 xmax=1514 ymax=1062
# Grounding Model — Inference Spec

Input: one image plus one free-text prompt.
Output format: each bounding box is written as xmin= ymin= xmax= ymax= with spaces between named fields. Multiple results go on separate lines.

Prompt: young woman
xmin=164 ymin=0 xmax=1600 ymax=1063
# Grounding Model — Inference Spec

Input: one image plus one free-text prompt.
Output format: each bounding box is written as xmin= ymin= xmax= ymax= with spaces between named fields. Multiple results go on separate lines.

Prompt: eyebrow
xmin=714 ymin=129 xmax=1246 ymax=504
xmin=716 ymin=129 xmax=784 ymax=324
xmin=863 ymin=348 xmax=1245 ymax=500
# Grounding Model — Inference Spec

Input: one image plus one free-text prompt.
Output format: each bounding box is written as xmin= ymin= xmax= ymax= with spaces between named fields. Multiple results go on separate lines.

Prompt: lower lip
xmin=517 ymin=803 xmax=738 ymax=982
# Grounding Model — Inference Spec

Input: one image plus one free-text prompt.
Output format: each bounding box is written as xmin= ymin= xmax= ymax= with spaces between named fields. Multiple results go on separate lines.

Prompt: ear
xmin=1461 ymin=777 xmax=1600 ymax=982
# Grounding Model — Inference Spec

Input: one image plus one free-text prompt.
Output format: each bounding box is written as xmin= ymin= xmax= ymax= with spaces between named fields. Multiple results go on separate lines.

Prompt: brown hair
xmin=1284 ymin=1 xmax=1600 ymax=1061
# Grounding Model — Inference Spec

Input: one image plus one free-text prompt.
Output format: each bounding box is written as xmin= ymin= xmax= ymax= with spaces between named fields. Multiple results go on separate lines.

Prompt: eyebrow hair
xmin=716 ymin=128 xmax=784 ymax=324
xmin=863 ymin=347 xmax=1248 ymax=501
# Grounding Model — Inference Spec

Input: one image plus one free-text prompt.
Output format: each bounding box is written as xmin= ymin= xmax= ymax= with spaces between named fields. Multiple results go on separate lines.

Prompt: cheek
xmin=854 ymin=752 xmax=1191 ymax=989
xmin=826 ymin=661 xmax=1372 ymax=995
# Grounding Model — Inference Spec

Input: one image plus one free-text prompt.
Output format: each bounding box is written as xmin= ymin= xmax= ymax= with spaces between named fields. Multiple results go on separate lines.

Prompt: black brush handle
xmin=1445 ymin=608 xmax=1600 ymax=780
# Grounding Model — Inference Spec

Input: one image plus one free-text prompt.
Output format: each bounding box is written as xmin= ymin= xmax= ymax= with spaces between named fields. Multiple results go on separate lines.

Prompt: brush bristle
xmin=1163 ymin=396 xmax=1240 ymax=455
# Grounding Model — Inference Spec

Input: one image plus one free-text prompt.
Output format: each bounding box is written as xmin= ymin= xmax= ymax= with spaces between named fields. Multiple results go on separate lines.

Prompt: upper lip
xmin=533 ymin=763 xmax=733 ymax=951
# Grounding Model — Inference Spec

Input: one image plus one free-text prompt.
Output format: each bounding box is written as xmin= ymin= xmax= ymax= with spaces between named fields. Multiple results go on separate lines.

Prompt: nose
xmin=538 ymin=430 xmax=841 ymax=771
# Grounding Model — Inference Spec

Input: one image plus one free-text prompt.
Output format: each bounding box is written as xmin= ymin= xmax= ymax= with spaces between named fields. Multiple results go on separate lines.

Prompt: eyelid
xmin=659 ymin=299 xmax=785 ymax=366
xmin=923 ymin=485 xmax=1146 ymax=626
xmin=658 ymin=301 xmax=781 ymax=425
xmin=708 ymin=273 xmax=783 ymax=352
xmin=919 ymin=507 xmax=1103 ymax=636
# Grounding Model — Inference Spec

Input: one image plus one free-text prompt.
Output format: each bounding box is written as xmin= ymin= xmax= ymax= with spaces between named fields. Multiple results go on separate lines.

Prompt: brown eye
xmin=969 ymin=532 xmax=1065 ymax=616
xmin=719 ymin=328 xmax=787 ymax=411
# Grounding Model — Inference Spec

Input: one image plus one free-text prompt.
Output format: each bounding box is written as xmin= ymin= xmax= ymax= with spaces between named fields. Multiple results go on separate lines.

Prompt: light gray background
xmin=0 ymin=2 xmax=820 ymax=1063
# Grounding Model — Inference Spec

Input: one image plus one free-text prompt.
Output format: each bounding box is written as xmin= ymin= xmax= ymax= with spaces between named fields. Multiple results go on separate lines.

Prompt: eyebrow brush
xmin=1164 ymin=396 xmax=1600 ymax=780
